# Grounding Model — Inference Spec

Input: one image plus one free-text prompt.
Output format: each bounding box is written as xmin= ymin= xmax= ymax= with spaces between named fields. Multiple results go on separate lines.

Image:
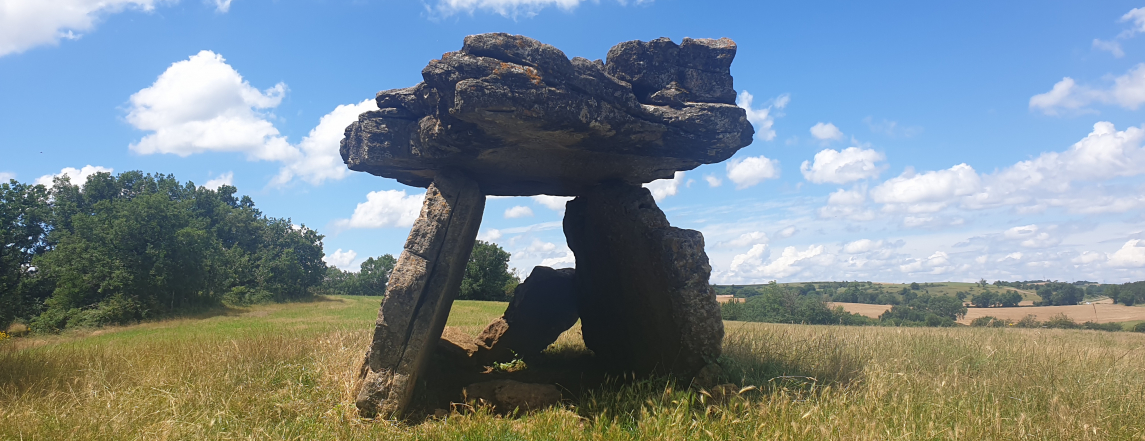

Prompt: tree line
xmin=719 ymin=281 xmax=968 ymax=327
xmin=1 ymin=173 xmax=327 ymax=332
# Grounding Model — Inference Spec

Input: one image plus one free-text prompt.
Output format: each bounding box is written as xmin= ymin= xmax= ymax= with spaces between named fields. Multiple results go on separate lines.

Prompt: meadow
xmin=3 ymin=296 xmax=1144 ymax=440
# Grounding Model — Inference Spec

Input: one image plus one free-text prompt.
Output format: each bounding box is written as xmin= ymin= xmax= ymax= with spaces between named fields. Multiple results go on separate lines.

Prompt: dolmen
xmin=341 ymin=33 xmax=755 ymax=418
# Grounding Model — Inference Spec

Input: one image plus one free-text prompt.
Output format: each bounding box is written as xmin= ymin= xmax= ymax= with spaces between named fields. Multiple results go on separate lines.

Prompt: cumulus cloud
xmin=800 ymin=147 xmax=886 ymax=184
xmin=323 ymin=249 xmax=358 ymax=270
xmin=478 ymin=229 xmax=503 ymax=241
xmin=211 ymin=0 xmax=233 ymax=13
xmin=270 ymin=99 xmax=378 ymax=186
xmin=726 ymin=156 xmax=780 ymax=189
xmin=540 ymin=249 xmax=575 ymax=268
xmin=333 ymin=190 xmax=424 ymax=230
xmin=899 ymin=251 xmax=954 ymax=275
xmin=505 ymin=205 xmax=535 ymax=219
xmin=644 ymin=171 xmax=685 ymax=201
xmin=870 ymin=164 xmax=981 ymax=213
xmin=759 ymin=245 xmax=827 ymax=278
xmin=730 ymin=244 xmax=769 ymax=272
xmin=0 ymin=172 xmax=15 ymax=182
xmin=127 ymin=51 xmax=377 ymax=187
xmin=34 ymin=165 xmax=113 ymax=187
xmin=818 ymin=185 xmax=875 ymax=221
xmin=202 ymin=171 xmax=234 ymax=190
xmin=1003 ymin=224 xmax=1060 ymax=248
xmin=1108 ymin=239 xmax=1145 ymax=267
xmin=1029 ymin=64 xmax=1145 ymax=114
xmin=532 ymin=195 xmax=572 ymax=211
xmin=0 ymin=0 xmax=168 ymax=57
xmin=704 ymin=174 xmax=722 ymax=187
xmin=726 ymin=231 xmax=769 ymax=248
xmin=809 ymin=122 xmax=843 ymax=142
xmin=777 ymin=226 xmax=797 ymax=238
xmin=736 ymin=91 xmax=789 ymax=141
xmin=1091 ymin=7 xmax=1145 ymax=58
xmin=843 ymin=239 xmax=883 ymax=254
xmin=428 ymin=0 xmax=650 ymax=19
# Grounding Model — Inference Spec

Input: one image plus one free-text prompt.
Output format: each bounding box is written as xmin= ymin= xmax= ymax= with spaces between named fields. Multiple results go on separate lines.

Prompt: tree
xmin=910 ymin=282 xmax=921 ymax=290
xmin=358 ymin=254 xmax=397 ymax=295
xmin=459 ymin=241 xmax=519 ymax=301
xmin=998 ymin=290 xmax=1023 ymax=307
xmin=971 ymin=291 xmax=997 ymax=308
xmin=0 ymin=180 xmax=51 ymax=330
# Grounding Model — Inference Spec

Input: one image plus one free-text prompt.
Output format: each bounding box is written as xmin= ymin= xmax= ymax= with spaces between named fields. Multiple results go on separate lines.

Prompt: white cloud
xmin=128 ymin=51 xmax=377 ymax=187
xmin=34 ymin=165 xmax=113 ymax=187
xmin=726 ymin=156 xmax=780 ymax=189
xmin=777 ymin=226 xmax=797 ymax=238
xmin=809 ymin=122 xmax=843 ymax=141
xmin=1072 ymin=251 xmax=1106 ymax=264
xmin=211 ymin=0 xmax=233 ymax=13
xmin=540 ymin=249 xmax=575 ymax=268
xmin=730 ymin=243 xmax=769 ymax=272
xmin=843 ymin=239 xmax=883 ymax=254
xmin=532 ymin=195 xmax=572 ymax=211
xmin=1029 ymin=64 xmax=1145 ymax=114
xmin=428 ymin=0 xmax=649 ymax=19
xmin=0 ymin=0 xmax=167 ymax=58
xmin=818 ymin=185 xmax=875 ymax=221
xmin=0 ymin=172 xmax=15 ymax=182
xmin=899 ymin=251 xmax=953 ymax=275
xmin=1002 ymin=224 xmax=1060 ymax=248
xmin=1093 ymin=39 xmax=1125 ymax=58
xmin=726 ymin=231 xmax=768 ymax=248
xmin=270 ymin=99 xmax=378 ymax=186
xmin=478 ymin=229 xmax=503 ymax=241
xmin=324 ymin=249 xmax=358 ymax=270
xmin=704 ymin=174 xmax=722 ymax=188
xmin=644 ymin=171 xmax=685 ymax=201
xmin=800 ymin=147 xmax=886 ymax=184
xmin=333 ymin=190 xmax=424 ymax=230
xmin=505 ymin=205 xmax=535 ymax=219
xmin=202 ymin=171 xmax=233 ymax=190
xmin=736 ymin=90 xmax=789 ymax=141
xmin=1108 ymin=239 xmax=1145 ymax=267
xmin=870 ymin=164 xmax=981 ymax=213
xmin=759 ymin=245 xmax=826 ymax=278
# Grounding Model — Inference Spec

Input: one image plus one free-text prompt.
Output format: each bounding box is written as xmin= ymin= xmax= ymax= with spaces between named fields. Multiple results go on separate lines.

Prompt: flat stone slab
xmin=340 ymin=33 xmax=754 ymax=196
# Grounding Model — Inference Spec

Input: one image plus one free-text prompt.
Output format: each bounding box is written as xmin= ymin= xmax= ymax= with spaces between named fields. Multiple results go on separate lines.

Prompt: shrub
xmin=1015 ymin=315 xmax=1041 ymax=328
xmin=970 ymin=316 xmax=997 ymax=327
xmin=1082 ymin=321 xmax=1124 ymax=332
xmin=1133 ymin=322 xmax=1145 ymax=333
xmin=1044 ymin=313 xmax=1080 ymax=329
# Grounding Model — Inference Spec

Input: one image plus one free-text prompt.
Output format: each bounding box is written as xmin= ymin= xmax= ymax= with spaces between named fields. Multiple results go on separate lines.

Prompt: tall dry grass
xmin=1 ymin=296 xmax=1143 ymax=440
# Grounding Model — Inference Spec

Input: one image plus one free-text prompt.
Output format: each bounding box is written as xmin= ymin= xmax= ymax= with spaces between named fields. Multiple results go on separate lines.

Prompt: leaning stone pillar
xmin=564 ymin=182 xmax=723 ymax=377
xmin=355 ymin=171 xmax=485 ymax=418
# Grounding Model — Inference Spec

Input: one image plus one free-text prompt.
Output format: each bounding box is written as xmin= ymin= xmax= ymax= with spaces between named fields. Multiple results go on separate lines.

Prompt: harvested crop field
xmin=830 ymin=299 xmax=1145 ymax=325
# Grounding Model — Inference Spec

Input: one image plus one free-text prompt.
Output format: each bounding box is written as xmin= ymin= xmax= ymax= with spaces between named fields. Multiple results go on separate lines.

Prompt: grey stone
xmin=563 ymin=182 xmax=723 ymax=377
xmin=340 ymin=33 xmax=754 ymax=196
xmin=464 ymin=380 xmax=563 ymax=413
xmin=474 ymin=266 xmax=578 ymax=364
xmin=355 ymin=171 xmax=486 ymax=418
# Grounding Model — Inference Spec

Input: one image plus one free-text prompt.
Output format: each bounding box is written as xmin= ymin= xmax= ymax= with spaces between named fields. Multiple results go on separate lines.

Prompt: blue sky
xmin=4 ymin=0 xmax=1145 ymax=283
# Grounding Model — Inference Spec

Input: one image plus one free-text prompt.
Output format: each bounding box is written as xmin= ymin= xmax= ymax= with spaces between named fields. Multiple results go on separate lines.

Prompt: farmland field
xmin=3 ymin=296 xmax=1145 ymax=440
xmin=831 ymin=298 xmax=1145 ymax=326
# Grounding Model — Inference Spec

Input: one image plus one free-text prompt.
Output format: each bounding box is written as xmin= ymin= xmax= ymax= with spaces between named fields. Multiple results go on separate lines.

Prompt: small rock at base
xmin=463 ymin=380 xmax=563 ymax=413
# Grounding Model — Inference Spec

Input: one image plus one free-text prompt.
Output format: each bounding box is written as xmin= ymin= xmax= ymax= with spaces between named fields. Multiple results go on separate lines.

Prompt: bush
xmin=1015 ymin=315 xmax=1041 ymax=328
xmin=970 ymin=316 xmax=1012 ymax=327
xmin=1082 ymin=321 xmax=1123 ymax=332
xmin=1132 ymin=322 xmax=1145 ymax=333
xmin=1044 ymin=313 xmax=1081 ymax=329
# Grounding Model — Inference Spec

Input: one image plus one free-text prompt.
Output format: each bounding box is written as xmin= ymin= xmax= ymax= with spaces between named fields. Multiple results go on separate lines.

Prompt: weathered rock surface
xmin=474 ymin=266 xmax=578 ymax=364
xmin=340 ymin=33 xmax=754 ymax=196
xmin=563 ymin=182 xmax=723 ymax=376
xmin=464 ymin=380 xmax=563 ymax=413
xmin=355 ymin=171 xmax=486 ymax=418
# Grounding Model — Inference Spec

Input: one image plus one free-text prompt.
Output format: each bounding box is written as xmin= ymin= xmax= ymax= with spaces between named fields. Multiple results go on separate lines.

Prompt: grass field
xmin=830 ymin=298 xmax=1145 ymax=327
xmin=3 ymin=296 xmax=1145 ymax=440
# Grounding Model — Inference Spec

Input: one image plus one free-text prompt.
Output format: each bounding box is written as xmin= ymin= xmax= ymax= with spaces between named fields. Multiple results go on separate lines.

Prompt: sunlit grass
xmin=2 ymin=296 xmax=1143 ymax=440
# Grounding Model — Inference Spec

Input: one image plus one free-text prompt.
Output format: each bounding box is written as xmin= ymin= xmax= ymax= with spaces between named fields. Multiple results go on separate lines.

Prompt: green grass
xmin=3 ymin=296 xmax=1144 ymax=440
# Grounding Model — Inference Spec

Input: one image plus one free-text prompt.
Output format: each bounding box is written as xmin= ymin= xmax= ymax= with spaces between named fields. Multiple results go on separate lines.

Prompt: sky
xmin=3 ymin=0 xmax=1145 ymax=284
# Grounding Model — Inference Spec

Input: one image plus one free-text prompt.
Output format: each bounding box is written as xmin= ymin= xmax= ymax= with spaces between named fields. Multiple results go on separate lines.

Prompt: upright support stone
xmin=355 ymin=171 xmax=485 ymax=418
xmin=564 ymin=182 xmax=723 ymax=377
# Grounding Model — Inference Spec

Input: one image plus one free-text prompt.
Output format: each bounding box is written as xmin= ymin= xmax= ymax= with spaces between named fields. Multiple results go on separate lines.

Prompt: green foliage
xmin=1107 ymin=282 xmax=1145 ymax=306
xmin=1043 ymin=313 xmax=1081 ymax=329
xmin=458 ymin=240 xmax=519 ymax=301
xmin=0 ymin=172 xmax=326 ymax=332
xmin=720 ymin=282 xmax=875 ymax=326
xmin=0 ymin=180 xmax=51 ymax=330
xmin=1133 ymin=322 xmax=1145 ymax=333
xmin=970 ymin=316 xmax=1013 ymax=328
xmin=878 ymin=294 xmax=965 ymax=327
xmin=318 ymin=254 xmax=397 ymax=297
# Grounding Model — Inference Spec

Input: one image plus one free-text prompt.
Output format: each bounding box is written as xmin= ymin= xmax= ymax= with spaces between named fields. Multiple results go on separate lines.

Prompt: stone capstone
xmin=340 ymin=33 xmax=754 ymax=196
xmin=474 ymin=266 xmax=578 ymax=365
xmin=355 ymin=171 xmax=486 ymax=419
xmin=563 ymin=182 xmax=723 ymax=377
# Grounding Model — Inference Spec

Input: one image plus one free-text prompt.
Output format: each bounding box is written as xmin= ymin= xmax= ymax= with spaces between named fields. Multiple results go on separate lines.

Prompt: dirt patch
xmin=828 ymin=302 xmax=892 ymax=319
